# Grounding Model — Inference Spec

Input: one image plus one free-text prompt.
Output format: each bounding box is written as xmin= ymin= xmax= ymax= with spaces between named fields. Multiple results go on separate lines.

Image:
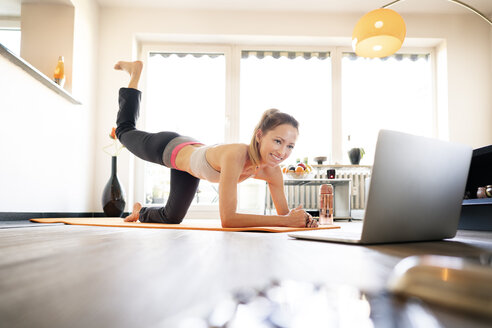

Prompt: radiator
xmin=265 ymin=167 xmax=371 ymax=216
xmin=333 ymin=170 xmax=371 ymax=210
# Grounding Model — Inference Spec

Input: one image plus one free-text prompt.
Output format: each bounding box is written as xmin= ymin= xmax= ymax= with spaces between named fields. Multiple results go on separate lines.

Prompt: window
xmin=139 ymin=43 xmax=435 ymax=217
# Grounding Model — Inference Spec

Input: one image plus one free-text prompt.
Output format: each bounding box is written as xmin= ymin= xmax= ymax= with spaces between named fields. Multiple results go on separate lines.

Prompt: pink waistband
xmin=171 ymin=142 xmax=203 ymax=169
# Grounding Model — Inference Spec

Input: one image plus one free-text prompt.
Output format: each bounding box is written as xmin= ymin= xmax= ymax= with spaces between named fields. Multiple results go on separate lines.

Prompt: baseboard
xmin=0 ymin=212 xmax=130 ymax=221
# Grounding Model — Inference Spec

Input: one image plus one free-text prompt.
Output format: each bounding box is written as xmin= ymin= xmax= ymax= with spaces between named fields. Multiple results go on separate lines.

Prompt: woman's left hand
xmin=304 ymin=212 xmax=318 ymax=228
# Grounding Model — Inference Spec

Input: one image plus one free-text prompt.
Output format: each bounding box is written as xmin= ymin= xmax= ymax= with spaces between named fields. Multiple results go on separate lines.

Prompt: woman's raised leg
xmin=114 ymin=61 xmax=179 ymax=165
xmin=114 ymin=60 xmax=199 ymax=224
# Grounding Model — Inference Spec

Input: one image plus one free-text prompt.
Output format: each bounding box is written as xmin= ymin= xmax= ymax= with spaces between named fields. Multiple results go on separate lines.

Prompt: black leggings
xmin=115 ymin=88 xmax=200 ymax=224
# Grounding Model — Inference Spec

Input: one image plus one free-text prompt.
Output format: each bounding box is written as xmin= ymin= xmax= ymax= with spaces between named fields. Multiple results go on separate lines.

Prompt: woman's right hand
xmin=286 ymin=205 xmax=317 ymax=228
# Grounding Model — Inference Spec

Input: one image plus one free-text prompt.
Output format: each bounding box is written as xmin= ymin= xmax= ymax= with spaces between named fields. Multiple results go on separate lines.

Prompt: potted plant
xmin=348 ymin=147 xmax=365 ymax=165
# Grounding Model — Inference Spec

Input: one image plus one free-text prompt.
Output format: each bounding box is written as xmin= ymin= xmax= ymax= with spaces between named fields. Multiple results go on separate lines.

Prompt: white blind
xmin=149 ymin=52 xmax=222 ymax=59
xmin=343 ymin=52 xmax=429 ymax=61
xmin=242 ymin=50 xmax=330 ymax=60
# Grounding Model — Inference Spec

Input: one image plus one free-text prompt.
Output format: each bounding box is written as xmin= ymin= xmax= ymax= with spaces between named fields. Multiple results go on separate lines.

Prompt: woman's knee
xmin=165 ymin=216 xmax=185 ymax=224
xmin=138 ymin=207 xmax=184 ymax=224
xmin=163 ymin=207 xmax=187 ymax=224
xmin=115 ymin=124 xmax=133 ymax=141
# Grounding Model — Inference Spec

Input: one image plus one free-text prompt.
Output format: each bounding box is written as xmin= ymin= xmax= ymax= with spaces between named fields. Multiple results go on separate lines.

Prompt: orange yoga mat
xmin=30 ymin=217 xmax=340 ymax=233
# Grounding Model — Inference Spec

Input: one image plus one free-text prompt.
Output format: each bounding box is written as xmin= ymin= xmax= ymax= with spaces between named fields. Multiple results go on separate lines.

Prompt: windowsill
xmin=312 ymin=164 xmax=372 ymax=168
xmin=0 ymin=43 xmax=81 ymax=105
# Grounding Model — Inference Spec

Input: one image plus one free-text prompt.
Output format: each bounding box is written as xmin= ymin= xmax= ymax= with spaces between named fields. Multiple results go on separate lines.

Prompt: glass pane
xmin=240 ymin=52 xmax=332 ymax=164
xmin=341 ymin=53 xmax=433 ymax=164
xmin=239 ymin=52 xmax=332 ymax=213
xmin=144 ymin=53 xmax=225 ymax=206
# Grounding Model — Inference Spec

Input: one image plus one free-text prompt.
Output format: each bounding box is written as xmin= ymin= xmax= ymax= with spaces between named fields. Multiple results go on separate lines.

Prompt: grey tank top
xmin=189 ymin=145 xmax=221 ymax=183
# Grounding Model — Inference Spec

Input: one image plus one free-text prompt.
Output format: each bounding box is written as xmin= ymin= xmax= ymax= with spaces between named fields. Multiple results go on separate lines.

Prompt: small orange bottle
xmin=53 ymin=56 xmax=65 ymax=87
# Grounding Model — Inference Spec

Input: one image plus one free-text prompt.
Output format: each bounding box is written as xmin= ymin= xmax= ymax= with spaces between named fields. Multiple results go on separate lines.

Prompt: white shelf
xmin=0 ymin=43 xmax=81 ymax=105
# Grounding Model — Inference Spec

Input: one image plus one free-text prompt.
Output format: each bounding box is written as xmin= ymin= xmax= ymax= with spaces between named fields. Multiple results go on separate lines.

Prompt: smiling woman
xmin=113 ymin=60 xmax=319 ymax=229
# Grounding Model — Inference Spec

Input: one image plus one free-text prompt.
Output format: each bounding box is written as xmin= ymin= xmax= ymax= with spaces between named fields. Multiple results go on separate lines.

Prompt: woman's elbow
xmin=220 ymin=212 xmax=236 ymax=228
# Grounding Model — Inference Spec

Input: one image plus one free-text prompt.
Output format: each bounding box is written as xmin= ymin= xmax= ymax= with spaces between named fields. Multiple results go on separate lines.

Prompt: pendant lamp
xmin=352 ymin=8 xmax=406 ymax=58
xmin=353 ymin=0 xmax=492 ymax=59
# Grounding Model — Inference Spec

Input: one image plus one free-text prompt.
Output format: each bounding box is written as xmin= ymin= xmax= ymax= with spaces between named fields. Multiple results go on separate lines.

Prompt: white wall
xmin=0 ymin=55 xmax=89 ymax=212
xmin=0 ymin=0 xmax=99 ymax=213
xmin=71 ymin=0 xmax=99 ymax=210
xmin=404 ymin=14 xmax=492 ymax=148
xmin=95 ymin=8 xmax=492 ymax=213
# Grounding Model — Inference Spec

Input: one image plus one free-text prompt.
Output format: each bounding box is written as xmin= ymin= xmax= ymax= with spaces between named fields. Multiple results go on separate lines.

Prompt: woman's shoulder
xmin=208 ymin=143 xmax=249 ymax=164
xmin=213 ymin=143 xmax=249 ymax=154
xmin=255 ymin=164 xmax=283 ymax=182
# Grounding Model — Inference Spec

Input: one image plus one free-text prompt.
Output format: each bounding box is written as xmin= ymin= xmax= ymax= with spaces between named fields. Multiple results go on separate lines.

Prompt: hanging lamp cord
xmin=381 ymin=0 xmax=492 ymax=25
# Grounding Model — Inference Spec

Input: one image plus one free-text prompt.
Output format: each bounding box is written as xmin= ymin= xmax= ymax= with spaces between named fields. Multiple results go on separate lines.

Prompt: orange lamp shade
xmin=352 ymin=8 xmax=406 ymax=58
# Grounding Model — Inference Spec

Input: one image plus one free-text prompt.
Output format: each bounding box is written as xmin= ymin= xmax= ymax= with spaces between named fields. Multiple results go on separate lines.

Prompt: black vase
xmin=101 ymin=156 xmax=126 ymax=217
xmin=348 ymin=148 xmax=361 ymax=165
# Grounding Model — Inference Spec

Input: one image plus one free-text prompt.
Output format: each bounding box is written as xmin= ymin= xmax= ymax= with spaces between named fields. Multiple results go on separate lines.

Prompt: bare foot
xmin=114 ymin=60 xmax=143 ymax=89
xmin=124 ymin=202 xmax=142 ymax=222
xmin=114 ymin=60 xmax=143 ymax=75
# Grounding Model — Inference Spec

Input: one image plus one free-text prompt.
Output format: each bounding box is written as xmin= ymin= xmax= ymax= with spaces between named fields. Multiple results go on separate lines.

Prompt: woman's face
xmin=257 ymin=124 xmax=298 ymax=167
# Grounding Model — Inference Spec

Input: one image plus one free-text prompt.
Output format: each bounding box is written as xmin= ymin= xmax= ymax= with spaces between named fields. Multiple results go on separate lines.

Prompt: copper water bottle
xmin=319 ymin=184 xmax=334 ymax=225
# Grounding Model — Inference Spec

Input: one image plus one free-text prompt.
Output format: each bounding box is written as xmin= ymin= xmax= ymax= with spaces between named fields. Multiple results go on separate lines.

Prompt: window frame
xmin=137 ymin=44 xmax=232 ymax=216
xmin=136 ymin=42 xmax=437 ymax=217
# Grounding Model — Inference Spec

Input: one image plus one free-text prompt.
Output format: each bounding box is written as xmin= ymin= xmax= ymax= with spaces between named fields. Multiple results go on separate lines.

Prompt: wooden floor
xmin=1 ymin=220 xmax=491 ymax=328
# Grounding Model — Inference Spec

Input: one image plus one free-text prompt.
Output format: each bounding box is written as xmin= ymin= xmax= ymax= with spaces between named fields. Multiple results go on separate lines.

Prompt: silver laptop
xmin=289 ymin=130 xmax=473 ymax=244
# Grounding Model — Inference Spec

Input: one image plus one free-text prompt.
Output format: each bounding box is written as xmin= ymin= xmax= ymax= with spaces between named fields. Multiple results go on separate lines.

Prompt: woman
xmin=114 ymin=60 xmax=317 ymax=228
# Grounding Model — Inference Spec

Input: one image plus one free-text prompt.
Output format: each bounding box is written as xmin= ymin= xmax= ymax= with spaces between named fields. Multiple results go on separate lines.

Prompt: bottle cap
xmin=320 ymin=184 xmax=333 ymax=194
xmin=320 ymin=184 xmax=328 ymax=193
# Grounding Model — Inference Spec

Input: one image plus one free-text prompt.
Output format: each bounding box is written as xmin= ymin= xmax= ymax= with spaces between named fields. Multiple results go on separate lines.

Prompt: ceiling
xmin=2 ymin=0 xmax=492 ymax=17
xmin=95 ymin=0 xmax=492 ymax=15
